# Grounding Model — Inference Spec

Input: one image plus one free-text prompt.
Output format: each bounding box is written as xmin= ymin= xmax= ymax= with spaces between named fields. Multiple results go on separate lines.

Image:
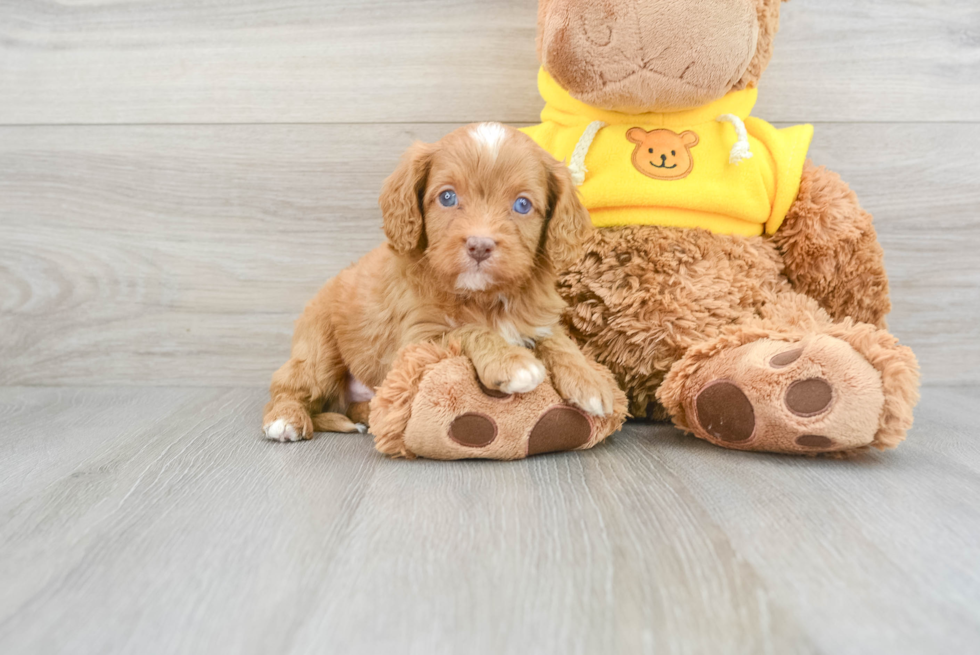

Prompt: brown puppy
xmin=264 ymin=123 xmax=617 ymax=441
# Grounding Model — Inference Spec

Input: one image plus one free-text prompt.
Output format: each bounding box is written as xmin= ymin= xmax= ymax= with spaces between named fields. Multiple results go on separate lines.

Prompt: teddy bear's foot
xmin=369 ymin=342 xmax=626 ymax=460
xmin=658 ymin=324 xmax=919 ymax=455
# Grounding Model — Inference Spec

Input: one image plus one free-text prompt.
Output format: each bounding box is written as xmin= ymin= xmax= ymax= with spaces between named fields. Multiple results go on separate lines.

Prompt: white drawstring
xmin=567 ymin=120 xmax=606 ymax=186
xmin=716 ymin=114 xmax=753 ymax=165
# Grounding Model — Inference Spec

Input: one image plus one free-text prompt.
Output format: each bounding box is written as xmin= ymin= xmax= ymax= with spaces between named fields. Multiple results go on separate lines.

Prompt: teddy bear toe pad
xmin=686 ymin=336 xmax=884 ymax=454
xmin=527 ymin=407 xmax=593 ymax=456
xmin=694 ymin=381 xmax=755 ymax=443
xmin=448 ymin=412 xmax=498 ymax=448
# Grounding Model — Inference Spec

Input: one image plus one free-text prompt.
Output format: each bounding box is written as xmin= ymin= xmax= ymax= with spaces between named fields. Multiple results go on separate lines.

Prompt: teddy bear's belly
xmin=558 ymin=225 xmax=792 ymax=401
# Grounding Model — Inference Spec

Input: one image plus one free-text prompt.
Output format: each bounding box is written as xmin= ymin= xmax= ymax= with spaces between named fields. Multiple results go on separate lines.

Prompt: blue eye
xmin=513 ymin=197 xmax=532 ymax=215
xmin=439 ymin=190 xmax=457 ymax=207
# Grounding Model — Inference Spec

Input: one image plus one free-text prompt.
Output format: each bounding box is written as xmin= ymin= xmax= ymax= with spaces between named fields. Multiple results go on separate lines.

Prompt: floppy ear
xmin=681 ymin=131 xmax=700 ymax=148
xmin=626 ymin=127 xmax=648 ymax=145
xmin=379 ymin=141 xmax=434 ymax=253
xmin=543 ymin=159 xmax=592 ymax=271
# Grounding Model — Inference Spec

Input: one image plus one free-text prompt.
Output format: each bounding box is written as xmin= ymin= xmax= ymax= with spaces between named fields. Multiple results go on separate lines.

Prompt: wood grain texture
xmin=0 ymin=0 xmax=977 ymax=125
xmin=2 ymin=123 xmax=977 ymax=386
xmin=0 ymin=385 xmax=977 ymax=654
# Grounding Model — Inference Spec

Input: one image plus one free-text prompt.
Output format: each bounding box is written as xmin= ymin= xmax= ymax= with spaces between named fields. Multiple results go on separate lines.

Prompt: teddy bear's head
xmin=536 ymin=0 xmax=787 ymax=113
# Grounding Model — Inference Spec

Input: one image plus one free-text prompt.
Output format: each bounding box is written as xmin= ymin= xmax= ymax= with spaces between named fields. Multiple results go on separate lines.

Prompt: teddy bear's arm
xmin=773 ymin=161 xmax=891 ymax=328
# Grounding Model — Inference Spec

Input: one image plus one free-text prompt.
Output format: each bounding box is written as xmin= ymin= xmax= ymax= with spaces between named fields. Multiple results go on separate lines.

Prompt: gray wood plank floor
xmin=0 ymin=386 xmax=977 ymax=655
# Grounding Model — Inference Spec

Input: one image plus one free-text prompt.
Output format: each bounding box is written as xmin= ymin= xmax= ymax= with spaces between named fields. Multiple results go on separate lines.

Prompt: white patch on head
xmin=264 ymin=419 xmax=302 ymax=442
xmin=347 ymin=376 xmax=376 ymax=403
xmin=499 ymin=361 xmax=547 ymax=394
xmin=456 ymin=271 xmax=490 ymax=291
xmin=470 ymin=122 xmax=508 ymax=160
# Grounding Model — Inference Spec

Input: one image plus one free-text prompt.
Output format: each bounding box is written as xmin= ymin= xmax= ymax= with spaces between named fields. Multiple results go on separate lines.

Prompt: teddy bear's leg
xmin=774 ymin=161 xmax=892 ymax=328
xmin=369 ymin=342 xmax=627 ymax=460
xmin=558 ymin=224 xmax=791 ymax=422
xmin=657 ymin=293 xmax=920 ymax=455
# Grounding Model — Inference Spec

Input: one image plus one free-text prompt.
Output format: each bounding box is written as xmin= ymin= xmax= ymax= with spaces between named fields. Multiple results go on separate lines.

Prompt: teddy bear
xmin=369 ymin=0 xmax=919 ymax=459
xmin=515 ymin=0 xmax=920 ymax=455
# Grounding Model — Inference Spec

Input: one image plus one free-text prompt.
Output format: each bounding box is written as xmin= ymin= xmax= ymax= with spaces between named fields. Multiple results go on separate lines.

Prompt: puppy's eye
xmin=671 ymin=150 xmax=676 ymax=156
xmin=438 ymin=190 xmax=458 ymax=207
xmin=513 ymin=197 xmax=532 ymax=215
xmin=648 ymin=148 xmax=654 ymax=154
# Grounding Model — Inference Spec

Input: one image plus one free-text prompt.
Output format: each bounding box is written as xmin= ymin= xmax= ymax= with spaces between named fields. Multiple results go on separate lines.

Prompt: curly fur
xmin=774 ymin=161 xmax=892 ymax=328
xmin=559 ymin=225 xmax=790 ymax=416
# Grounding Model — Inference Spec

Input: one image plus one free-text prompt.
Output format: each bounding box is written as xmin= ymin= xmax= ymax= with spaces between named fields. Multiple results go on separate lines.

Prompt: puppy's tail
xmin=311 ymin=412 xmax=367 ymax=434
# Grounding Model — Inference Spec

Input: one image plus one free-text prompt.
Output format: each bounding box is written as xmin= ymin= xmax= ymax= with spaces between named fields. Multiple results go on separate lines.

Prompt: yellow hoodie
xmin=521 ymin=69 xmax=814 ymax=236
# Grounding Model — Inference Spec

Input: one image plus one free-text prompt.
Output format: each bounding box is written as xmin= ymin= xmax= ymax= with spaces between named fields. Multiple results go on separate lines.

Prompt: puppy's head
xmin=379 ymin=123 xmax=591 ymax=293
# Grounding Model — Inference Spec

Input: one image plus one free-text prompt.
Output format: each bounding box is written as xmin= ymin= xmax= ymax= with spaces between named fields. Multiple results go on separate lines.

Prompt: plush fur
xmin=530 ymin=0 xmax=920 ymax=454
xmin=263 ymin=123 xmax=619 ymax=442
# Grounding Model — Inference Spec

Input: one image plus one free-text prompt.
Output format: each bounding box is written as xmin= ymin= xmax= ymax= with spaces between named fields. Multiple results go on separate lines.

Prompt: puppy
xmin=263 ymin=122 xmax=616 ymax=441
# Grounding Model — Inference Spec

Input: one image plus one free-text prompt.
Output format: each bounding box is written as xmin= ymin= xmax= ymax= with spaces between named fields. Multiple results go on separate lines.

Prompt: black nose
xmin=661 ymin=154 xmax=667 ymax=162
xmin=466 ymin=237 xmax=495 ymax=263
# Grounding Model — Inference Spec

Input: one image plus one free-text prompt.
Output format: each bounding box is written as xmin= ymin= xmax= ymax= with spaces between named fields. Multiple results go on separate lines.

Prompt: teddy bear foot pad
xmin=369 ymin=342 xmax=627 ymax=461
xmin=682 ymin=336 xmax=885 ymax=455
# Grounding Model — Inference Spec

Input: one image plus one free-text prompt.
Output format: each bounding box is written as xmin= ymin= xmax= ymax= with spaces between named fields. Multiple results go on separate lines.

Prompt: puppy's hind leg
xmin=312 ymin=412 xmax=367 ymax=434
xmin=264 ymin=307 xmax=348 ymax=442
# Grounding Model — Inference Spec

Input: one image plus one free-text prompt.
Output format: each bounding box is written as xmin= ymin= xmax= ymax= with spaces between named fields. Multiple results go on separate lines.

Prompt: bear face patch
xmin=626 ymin=127 xmax=699 ymax=180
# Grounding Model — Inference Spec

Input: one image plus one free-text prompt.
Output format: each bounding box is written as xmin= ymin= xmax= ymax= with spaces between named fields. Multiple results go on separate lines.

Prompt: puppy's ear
xmin=379 ymin=141 xmax=434 ymax=253
xmin=543 ymin=159 xmax=592 ymax=271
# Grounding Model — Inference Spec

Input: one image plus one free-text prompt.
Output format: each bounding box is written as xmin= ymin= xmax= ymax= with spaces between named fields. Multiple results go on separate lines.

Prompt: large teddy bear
xmin=370 ymin=0 xmax=919 ymax=458
xmin=521 ymin=0 xmax=920 ymax=455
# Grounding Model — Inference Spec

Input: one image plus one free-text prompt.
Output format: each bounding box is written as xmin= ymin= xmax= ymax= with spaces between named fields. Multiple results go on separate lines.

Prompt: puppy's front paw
xmin=478 ymin=352 xmax=547 ymax=395
xmin=263 ymin=419 xmax=303 ymax=442
xmin=551 ymin=365 xmax=616 ymax=417
xmin=262 ymin=404 xmax=314 ymax=442
xmin=500 ymin=361 xmax=547 ymax=394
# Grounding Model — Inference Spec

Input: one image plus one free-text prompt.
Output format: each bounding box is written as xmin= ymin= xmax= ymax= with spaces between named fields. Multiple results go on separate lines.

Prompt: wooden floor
xmin=0 ymin=386 xmax=978 ymax=654
xmin=3 ymin=0 xmax=980 ymax=652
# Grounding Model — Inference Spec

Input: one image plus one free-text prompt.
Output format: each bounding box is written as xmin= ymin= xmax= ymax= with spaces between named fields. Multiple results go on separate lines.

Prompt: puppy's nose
xmin=660 ymin=153 xmax=667 ymax=162
xmin=466 ymin=236 xmax=496 ymax=263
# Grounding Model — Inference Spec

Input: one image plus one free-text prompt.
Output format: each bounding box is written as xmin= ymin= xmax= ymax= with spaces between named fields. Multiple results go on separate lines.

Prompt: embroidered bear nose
xmin=466 ymin=237 xmax=496 ymax=263
xmin=661 ymin=153 xmax=668 ymax=163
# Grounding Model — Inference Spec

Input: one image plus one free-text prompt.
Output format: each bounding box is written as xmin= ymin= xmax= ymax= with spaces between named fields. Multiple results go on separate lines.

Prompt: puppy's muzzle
xmin=466 ymin=237 xmax=496 ymax=263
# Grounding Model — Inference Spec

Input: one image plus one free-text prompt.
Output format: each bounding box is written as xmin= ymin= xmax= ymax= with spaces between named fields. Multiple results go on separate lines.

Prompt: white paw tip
xmin=263 ymin=419 xmax=301 ymax=442
xmin=580 ymin=396 xmax=608 ymax=417
xmin=501 ymin=363 xmax=546 ymax=394
xmin=354 ymin=423 xmax=368 ymax=434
